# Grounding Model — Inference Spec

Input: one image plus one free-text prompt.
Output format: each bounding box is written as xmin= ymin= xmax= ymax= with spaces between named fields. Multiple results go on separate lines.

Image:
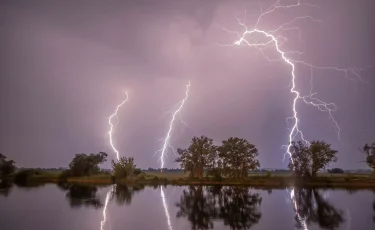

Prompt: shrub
xmin=134 ymin=168 xmax=142 ymax=176
xmin=14 ymin=169 xmax=36 ymax=185
xmin=58 ymin=170 xmax=72 ymax=182
xmin=112 ymin=156 xmax=136 ymax=180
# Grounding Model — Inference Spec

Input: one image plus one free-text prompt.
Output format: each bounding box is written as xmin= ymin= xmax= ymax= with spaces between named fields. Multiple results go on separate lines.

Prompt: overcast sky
xmin=1 ymin=0 xmax=374 ymax=169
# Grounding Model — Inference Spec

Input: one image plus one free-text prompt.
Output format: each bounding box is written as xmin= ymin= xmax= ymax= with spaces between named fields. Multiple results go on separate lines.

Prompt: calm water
xmin=0 ymin=183 xmax=374 ymax=230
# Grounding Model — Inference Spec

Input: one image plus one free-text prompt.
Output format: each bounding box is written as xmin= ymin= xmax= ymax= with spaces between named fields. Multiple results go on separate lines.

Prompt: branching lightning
xmin=108 ymin=92 xmax=129 ymax=161
xmin=156 ymin=81 xmax=191 ymax=169
xmin=222 ymin=0 xmax=367 ymax=229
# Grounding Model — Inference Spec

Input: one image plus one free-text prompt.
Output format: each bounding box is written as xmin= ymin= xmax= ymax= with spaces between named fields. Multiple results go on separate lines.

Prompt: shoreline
xmin=11 ymin=174 xmax=375 ymax=189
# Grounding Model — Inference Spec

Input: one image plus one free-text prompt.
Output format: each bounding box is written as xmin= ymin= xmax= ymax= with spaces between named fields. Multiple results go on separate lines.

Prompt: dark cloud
xmin=0 ymin=0 xmax=374 ymax=169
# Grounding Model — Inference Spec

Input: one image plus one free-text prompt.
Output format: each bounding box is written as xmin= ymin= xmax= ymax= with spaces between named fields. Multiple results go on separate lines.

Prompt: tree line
xmin=1 ymin=138 xmax=375 ymax=181
xmin=175 ymin=136 xmax=375 ymax=179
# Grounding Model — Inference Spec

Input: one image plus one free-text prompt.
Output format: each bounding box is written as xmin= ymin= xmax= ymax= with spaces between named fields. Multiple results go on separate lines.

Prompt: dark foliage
xmin=218 ymin=137 xmax=260 ymax=179
xmin=0 ymin=153 xmax=16 ymax=178
xmin=175 ymin=136 xmax=217 ymax=178
xmin=0 ymin=178 xmax=13 ymax=197
xmin=68 ymin=152 xmax=108 ymax=177
xmin=111 ymin=184 xmax=145 ymax=205
xmin=288 ymin=141 xmax=338 ymax=178
xmin=293 ymin=188 xmax=344 ymax=229
xmin=362 ymin=142 xmax=375 ymax=170
xmin=176 ymin=186 xmax=262 ymax=230
xmin=57 ymin=183 xmax=103 ymax=209
xmin=327 ymin=168 xmax=344 ymax=173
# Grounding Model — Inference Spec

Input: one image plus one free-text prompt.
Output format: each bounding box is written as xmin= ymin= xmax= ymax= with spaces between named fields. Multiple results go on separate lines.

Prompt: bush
xmin=328 ymin=168 xmax=344 ymax=173
xmin=265 ymin=171 xmax=271 ymax=178
xmin=58 ymin=170 xmax=72 ymax=182
xmin=112 ymin=156 xmax=136 ymax=180
xmin=207 ymin=168 xmax=223 ymax=181
xmin=14 ymin=169 xmax=36 ymax=185
xmin=134 ymin=168 xmax=142 ymax=176
xmin=0 ymin=154 xmax=17 ymax=178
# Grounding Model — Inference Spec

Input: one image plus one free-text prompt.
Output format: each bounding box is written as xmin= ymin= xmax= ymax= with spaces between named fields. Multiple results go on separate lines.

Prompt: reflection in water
xmin=346 ymin=209 xmax=351 ymax=230
xmin=100 ymin=184 xmax=146 ymax=230
xmin=111 ymin=184 xmax=145 ymax=205
xmin=293 ymin=188 xmax=345 ymax=230
xmin=219 ymin=186 xmax=262 ymax=229
xmin=57 ymin=183 xmax=103 ymax=208
xmin=0 ymin=179 xmax=13 ymax=197
xmin=101 ymin=186 xmax=115 ymax=230
xmin=290 ymin=189 xmax=308 ymax=230
xmin=161 ymin=186 xmax=173 ymax=230
xmin=176 ymin=186 xmax=262 ymax=230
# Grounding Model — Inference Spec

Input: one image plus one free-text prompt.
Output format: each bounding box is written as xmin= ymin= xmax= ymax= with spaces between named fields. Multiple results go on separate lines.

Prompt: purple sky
xmin=1 ymin=0 xmax=374 ymax=169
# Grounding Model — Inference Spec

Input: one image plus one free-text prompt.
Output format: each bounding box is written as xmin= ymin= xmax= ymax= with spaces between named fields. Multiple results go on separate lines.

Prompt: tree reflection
xmin=176 ymin=186 xmax=215 ymax=229
xmin=110 ymin=184 xmax=145 ymax=205
xmin=218 ymin=187 xmax=262 ymax=230
xmin=293 ymin=188 xmax=344 ymax=230
xmin=0 ymin=179 xmax=13 ymax=197
xmin=176 ymin=186 xmax=262 ymax=230
xmin=57 ymin=183 xmax=102 ymax=209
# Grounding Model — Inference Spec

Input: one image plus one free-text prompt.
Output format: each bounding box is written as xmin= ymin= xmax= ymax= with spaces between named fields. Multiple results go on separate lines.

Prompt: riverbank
xmin=9 ymin=170 xmax=375 ymax=188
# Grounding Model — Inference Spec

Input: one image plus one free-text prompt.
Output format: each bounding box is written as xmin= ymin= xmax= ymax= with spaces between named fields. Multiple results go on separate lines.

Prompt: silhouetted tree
xmin=218 ymin=137 xmax=260 ymax=179
xmin=288 ymin=141 xmax=338 ymax=178
xmin=175 ymin=136 xmax=217 ymax=178
xmin=0 ymin=153 xmax=16 ymax=178
xmin=68 ymin=152 xmax=108 ymax=177
xmin=362 ymin=142 xmax=375 ymax=171
xmin=112 ymin=156 xmax=136 ymax=180
xmin=293 ymin=188 xmax=344 ymax=230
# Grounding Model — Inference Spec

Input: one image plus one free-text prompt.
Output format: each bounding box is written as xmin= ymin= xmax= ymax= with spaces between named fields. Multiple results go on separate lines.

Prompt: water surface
xmin=0 ymin=183 xmax=374 ymax=230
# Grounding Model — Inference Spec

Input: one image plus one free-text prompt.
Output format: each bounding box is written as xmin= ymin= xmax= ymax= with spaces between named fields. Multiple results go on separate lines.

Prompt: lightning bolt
xmin=156 ymin=81 xmax=191 ymax=169
xmin=222 ymin=1 xmax=367 ymax=229
xmin=101 ymin=186 xmax=114 ymax=230
xmin=108 ymin=92 xmax=129 ymax=161
xmin=161 ymin=186 xmax=173 ymax=230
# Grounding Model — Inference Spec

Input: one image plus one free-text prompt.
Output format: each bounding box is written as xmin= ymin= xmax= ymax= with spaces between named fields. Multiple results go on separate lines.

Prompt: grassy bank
xmin=7 ymin=169 xmax=375 ymax=188
xmin=119 ymin=173 xmax=375 ymax=188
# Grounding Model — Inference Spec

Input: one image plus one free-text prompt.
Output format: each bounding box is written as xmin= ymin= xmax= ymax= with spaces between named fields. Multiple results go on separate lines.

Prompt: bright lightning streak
xmin=289 ymin=189 xmax=308 ymax=230
xmin=222 ymin=1 xmax=367 ymax=229
xmin=157 ymin=81 xmax=191 ymax=169
xmin=161 ymin=186 xmax=173 ymax=230
xmin=108 ymin=92 xmax=129 ymax=161
xmin=101 ymin=186 xmax=114 ymax=230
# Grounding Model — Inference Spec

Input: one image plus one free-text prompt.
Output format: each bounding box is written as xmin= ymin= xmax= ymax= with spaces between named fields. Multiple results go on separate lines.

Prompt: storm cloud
xmin=1 ymin=0 xmax=374 ymax=169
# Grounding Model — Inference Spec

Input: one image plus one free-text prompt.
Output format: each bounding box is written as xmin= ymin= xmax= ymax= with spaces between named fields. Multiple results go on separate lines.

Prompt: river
xmin=0 ymin=183 xmax=374 ymax=230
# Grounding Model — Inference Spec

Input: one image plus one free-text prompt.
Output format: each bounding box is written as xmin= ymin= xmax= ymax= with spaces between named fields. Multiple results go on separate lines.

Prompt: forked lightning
xmin=224 ymin=0 xmax=366 ymax=229
xmin=157 ymin=81 xmax=191 ymax=169
xmin=108 ymin=92 xmax=129 ymax=161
